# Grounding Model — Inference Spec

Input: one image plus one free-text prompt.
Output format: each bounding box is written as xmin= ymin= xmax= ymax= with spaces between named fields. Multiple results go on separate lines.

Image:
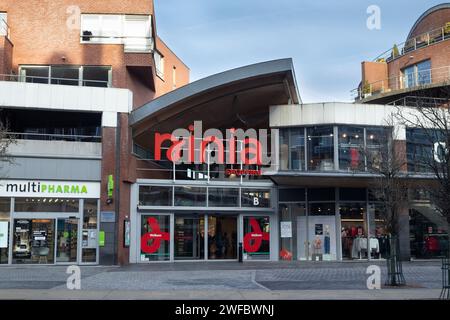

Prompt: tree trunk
xmin=386 ymin=235 xmax=406 ymax=286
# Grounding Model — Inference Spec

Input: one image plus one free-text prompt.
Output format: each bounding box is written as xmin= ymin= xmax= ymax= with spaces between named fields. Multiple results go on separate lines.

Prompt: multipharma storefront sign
xmin=0 ymin=180 xmax=100 ymax=198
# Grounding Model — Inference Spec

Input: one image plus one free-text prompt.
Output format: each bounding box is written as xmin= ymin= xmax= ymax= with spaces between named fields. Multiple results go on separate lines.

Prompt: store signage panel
xmin=100 ymin=211 xmax=116 ymax=223
xmin=0 ymin=180 xmax=100 ymax=198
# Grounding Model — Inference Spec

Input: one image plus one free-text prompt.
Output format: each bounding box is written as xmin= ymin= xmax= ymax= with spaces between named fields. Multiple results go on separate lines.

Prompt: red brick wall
xmin=0 ymin=36 xmax=13 ymax=75
xmin=155 ymin=36 xmax=190 ymax=97
xmin=408 ymin=8 xmax=450 ymax=39
xmin=0 ymin=0 xmax=157 ymax=107
xmin=361 ymin=61 xmax=388 ymax=93
xmin=387 ymin=40 xmax=450 ymax=88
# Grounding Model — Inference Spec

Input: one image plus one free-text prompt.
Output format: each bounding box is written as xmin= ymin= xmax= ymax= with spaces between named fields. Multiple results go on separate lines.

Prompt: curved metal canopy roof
xmin=130 ymin=58 xmax=300 ymax=129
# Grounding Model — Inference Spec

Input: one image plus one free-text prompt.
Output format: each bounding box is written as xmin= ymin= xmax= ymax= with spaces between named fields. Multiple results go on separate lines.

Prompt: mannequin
xmin=324 ymin=225 xmax=330 ymax=255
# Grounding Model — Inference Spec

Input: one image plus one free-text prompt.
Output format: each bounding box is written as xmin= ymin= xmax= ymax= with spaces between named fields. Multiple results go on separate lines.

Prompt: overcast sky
xmin=154 ymin=0 xmax=445 ymax=103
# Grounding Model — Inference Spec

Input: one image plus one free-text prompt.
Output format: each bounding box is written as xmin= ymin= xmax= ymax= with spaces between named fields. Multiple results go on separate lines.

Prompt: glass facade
xmin=280 ymin=125 xmax=392 ymax=173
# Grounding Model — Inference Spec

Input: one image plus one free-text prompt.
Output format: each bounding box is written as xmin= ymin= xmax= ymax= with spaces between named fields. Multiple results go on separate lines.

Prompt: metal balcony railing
xmin=80 ymin=34 xmax=154 ymax=53
xmin=0 ymin=73 xmax=109 ymax=87
xmin=9 ymin=132 xmax=102 ymax=143
xmin=0 ymin=17 xmax=10 ymax=39
xmin=373 ymin=25 xmax=450 ymax=63
xmin=351 ymin=65 xmax=450 ymax=100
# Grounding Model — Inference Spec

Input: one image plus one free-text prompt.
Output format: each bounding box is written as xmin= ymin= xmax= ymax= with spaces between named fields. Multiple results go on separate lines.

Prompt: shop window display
xmin=340 ymin=203 xmax=368 ymax=259
xmin=82 ymin=199 xmax=98 ymax=263
xmin=12 ymin=219 xmax=55 ymax=264
xmin=410 ymin=209 xmax=449 ymax=259
xmin=279 ymin=203 xmax=305 ymax=261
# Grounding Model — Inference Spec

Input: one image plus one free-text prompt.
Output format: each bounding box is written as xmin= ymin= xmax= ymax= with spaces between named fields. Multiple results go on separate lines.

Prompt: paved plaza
xmin=0 ymin=260 xmax=446 ymax=300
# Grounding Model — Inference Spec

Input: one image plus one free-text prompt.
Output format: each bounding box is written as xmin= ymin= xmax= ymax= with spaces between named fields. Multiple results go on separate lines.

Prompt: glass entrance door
xmin=208 ymin=215 xmax=237 ymax=260
xmin=174 ymin=215 xmax=205 ymax=260
xmin=56 ymin=218 xmax=79 ymax=263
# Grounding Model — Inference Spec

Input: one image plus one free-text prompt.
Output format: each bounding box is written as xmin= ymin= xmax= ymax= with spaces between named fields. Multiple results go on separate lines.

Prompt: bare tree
xmin=362 ymin=115 xmax=408 ymax=285
xmin=394 ymin=95 xmax=450 ymax=256
xmin=0 ymin=120 xmax=16 ymax=169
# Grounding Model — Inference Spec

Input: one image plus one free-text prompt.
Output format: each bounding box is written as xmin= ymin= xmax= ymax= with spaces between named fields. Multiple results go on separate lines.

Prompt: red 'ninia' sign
xmin=243 ymin=218 xmax=270 ymax=253
xmin=141 ymin=217 xmax=170 ymax=254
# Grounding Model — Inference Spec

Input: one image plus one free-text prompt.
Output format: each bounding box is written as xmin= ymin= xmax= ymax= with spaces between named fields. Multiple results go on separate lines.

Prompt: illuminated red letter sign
xmin=140 ymin=217 xmax=170 ymax=254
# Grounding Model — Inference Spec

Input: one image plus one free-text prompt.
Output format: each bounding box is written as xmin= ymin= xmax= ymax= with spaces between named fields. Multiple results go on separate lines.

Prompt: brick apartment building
xmin=0 ymin=0 xmax=188 ymax=265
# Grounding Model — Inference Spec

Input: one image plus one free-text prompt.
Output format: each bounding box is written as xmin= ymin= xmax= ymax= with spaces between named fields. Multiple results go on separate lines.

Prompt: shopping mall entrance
xmin=136 ymin=212 xmax=274 ymax=263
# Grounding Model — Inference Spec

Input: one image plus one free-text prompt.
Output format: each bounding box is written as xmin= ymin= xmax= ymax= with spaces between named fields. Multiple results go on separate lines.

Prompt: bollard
xmin=238 ymin=242 xmax=243 ymax=263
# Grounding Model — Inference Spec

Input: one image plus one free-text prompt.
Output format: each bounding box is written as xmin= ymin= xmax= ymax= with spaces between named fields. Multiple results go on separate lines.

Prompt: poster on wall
xmin=0 ymin=221 xmax=8 ymax=248
xmin=315 ymin=224 xmax=323 ymax=235
xmin=280 ymin=221 xmax=292 ymax=238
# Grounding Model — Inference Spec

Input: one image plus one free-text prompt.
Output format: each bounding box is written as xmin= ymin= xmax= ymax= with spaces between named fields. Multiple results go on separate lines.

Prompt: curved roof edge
xmin=407 ymin=3 xmax=450 ymax=40
xmin=130 ymin=58 xmax=300 ymax=126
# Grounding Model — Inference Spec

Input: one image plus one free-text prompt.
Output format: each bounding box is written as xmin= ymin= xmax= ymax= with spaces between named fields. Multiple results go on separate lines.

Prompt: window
xmin=14 ymin=198 xmax=79 ymax=212
xmin=290 ymin=129 xmax=305 ymax=170
xmin=241 ymin=189 xmax=271 ymax=208
xmin=0 ymin=12 xmax=7 ymax=37
xmin=208 ymin=188 xmax=239 ymax=207
xmin=19 ymin=65 xmax=111 ymax=88
xmin=307 ymin=126 xmax=334 ymax=171
xmin=403 ymin=60 xmax=431 ymax=88
xmin=139 ymin=186 xmax=173 ymax=206
xmin=338 ymin=126 xmax=364 ymax=171
xmin=406 ymin=128 xmax=444 ymax=173
xmin=174 ymin=186 xmax=206 ymax=207
xmin=172 ymin=66 xmax=177 ymax=89
xmin=154 ymin=51 xmax=164 ymax=79
xmin=81 ymin=14 xmax=152 ymax=52
xmin=366 ymin=127 xmax=389 ymax=171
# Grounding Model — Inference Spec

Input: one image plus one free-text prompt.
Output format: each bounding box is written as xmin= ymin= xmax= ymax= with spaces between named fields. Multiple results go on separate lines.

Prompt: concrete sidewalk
xmin=0 ymin=288 xmax=443 ymax=300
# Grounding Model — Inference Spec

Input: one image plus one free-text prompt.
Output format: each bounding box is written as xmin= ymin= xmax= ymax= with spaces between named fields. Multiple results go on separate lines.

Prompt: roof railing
xmin=372 ymin=24 xmax=450 ymax=63
xmin=351 ymin=65 xmax=450 ymax=100
xmin=0 ymin=73 xmax=109 ymax=87
xmin=0 ymin=17 xmax=10 ymax=40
